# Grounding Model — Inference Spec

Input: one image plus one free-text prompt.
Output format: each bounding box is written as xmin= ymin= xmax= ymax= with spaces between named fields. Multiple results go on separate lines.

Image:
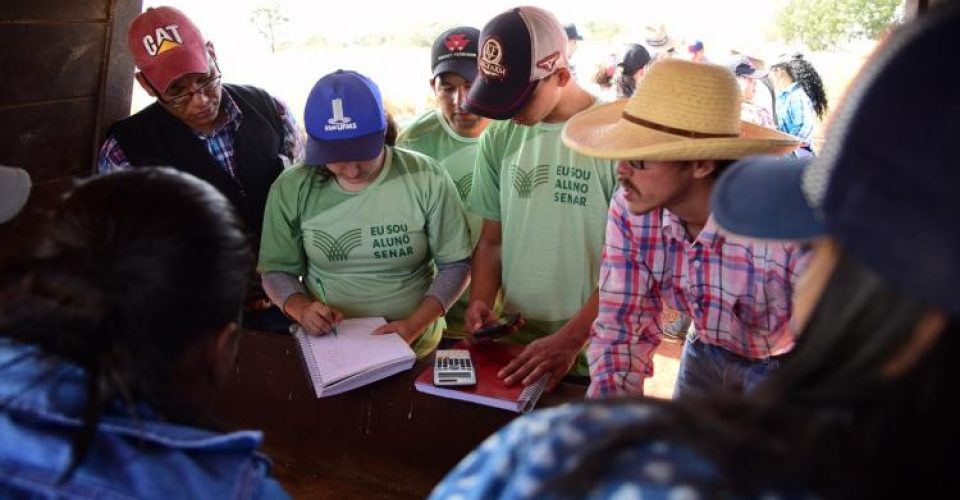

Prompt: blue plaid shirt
xmin=776 ymin=83 xmax=816 ymax=158
xmin=430 ymin=403 xmax=808 ymax=499
xmin=98 ymin=90 xmax=303 ymax=176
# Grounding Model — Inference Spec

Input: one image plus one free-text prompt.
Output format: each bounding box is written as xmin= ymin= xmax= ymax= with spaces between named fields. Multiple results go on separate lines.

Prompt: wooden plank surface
xmin=0 ymin=24 xmax=106 ymax=106
xmin=0 ymin=0 xmax=110 ymax=22
xmin=0 ymin=99 xmax=98 ymax=182
xmin=212 ymin=331 xmax=587 ymax=498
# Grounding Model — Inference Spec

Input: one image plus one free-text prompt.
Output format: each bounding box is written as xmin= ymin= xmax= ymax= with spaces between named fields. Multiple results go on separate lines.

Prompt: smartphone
xmin=472 ymin=313 xmax=522 ymax=342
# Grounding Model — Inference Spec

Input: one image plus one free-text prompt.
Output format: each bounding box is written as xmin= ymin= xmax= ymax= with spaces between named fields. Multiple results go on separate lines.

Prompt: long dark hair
xmin=615 ymin=73 xmax=636 ymax=100
xmin=773 ymin=54 xmax=829 ymax=120
xmin=0 ymin=168 xmax=252 ymax=480
xmin=549 ymin=249 xmax=958 ymax=497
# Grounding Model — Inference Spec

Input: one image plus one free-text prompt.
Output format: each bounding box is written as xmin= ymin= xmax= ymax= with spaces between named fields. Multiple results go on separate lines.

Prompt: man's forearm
xmin=469 ymin=237 xmax=502 ymax=308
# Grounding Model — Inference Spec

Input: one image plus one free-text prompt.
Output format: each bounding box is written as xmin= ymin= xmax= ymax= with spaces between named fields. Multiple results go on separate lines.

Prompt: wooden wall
xmin=0 ymin=0 xmax=141 ymax=186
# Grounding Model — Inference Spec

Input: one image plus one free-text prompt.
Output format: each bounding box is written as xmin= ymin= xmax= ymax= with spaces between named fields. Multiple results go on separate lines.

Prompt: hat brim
xmin=0 ymin=167 xmax=32 ymax=224
xmin=433 ymin=59 xmax=478 ymax=82
xmin=305 ymin=130 xmax=385 ymax=165
xmin=562 ymin=99 xmax=801 ymax=161
xmin=740 ymin=68 xmax=769 ymax=79
xmin=141 ymin=44 xmax=209 ymax=94
xmin=647 ymin=36 xmax=680 ymax=53
xmin=465 ymin=78 xmax=539 ymax=120
xmin=711 ymin=156 xmax=825 ymax=240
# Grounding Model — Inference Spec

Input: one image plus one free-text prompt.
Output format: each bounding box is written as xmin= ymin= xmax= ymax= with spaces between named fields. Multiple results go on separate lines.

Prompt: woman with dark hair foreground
xmin=0 ymin=169 xmax=288 ymax=498
xmin=430 ymin=5 xmax=959 ymax=499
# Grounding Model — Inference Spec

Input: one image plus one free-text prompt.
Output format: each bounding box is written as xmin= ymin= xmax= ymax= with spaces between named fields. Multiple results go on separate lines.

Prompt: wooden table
xmin=212 ymin=330 xmax=587 ymax=498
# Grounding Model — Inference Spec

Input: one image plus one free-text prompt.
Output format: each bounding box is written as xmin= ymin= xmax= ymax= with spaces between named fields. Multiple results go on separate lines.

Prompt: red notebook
xmin=414 ymin=341 xmax=549 ymax=413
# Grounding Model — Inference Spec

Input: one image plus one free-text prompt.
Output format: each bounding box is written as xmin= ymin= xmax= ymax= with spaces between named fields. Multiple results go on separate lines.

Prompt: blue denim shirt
xmin=0 ymin=341 xmax=289 ymax=499
xmin=776 ymin=82 xmax=817 ymax=158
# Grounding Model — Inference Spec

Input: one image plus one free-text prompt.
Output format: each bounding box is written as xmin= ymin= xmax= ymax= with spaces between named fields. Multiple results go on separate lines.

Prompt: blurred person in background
xmin=730 ymin=57 xmax=776 ymax=128
xmin=771 ymin=53 xmax=829 ymax=157
xmin=615 ymin=44 xmax=651 ymax=99
xmin=687 ymin=39 xmax=711 ymax=63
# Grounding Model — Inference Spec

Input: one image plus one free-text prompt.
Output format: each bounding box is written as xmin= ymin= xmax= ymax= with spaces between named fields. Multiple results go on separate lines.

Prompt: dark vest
xmin=107 ymin=84 xmax=284 ymax=247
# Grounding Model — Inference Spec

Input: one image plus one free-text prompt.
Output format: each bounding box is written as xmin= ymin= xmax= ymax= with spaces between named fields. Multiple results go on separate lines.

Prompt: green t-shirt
xmin=397 ymin=109 xmax=487 ymax=338
xmin=468 ymin=118 xmax=618 ymax=373
xmin=259 ymin=146 xmax=473 ymax=358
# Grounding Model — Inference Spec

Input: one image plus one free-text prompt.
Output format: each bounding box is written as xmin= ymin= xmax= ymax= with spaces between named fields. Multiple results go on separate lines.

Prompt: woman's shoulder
xmin=274 ymin=162 xmax=316 ymax=184
xmin=390 ymin=146 xmax=448 ymax=179
xmin=430 ymin=402 xmax=725 ymax=499
xmin=0 ymin=344 xmax=284 ymax=499
xmin=269 ymin=163 xmax=326 ymax=201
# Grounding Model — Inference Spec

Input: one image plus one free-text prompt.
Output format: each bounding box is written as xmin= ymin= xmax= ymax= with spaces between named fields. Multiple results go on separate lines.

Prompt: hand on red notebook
xmin=498 ymin=330 xmax=581 ymax=390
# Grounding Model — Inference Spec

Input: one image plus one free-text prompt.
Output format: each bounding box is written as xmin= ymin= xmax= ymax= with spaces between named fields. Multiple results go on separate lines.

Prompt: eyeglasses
xmin=164 ymin=74 xmax=221 ymax=107
xmin=144 ymin=59 xmax=222 ymax=108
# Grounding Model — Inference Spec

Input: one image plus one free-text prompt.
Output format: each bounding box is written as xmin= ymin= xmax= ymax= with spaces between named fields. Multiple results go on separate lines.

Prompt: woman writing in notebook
xmin=0 ymin=169 xmax=287 ymax=498
xmin=258 ymin=70 xmax=472 ymax=358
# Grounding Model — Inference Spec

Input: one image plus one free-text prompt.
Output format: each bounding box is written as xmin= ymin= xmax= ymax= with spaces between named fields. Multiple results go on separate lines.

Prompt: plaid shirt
xmin=587 ymin=190 xmax=809 ymax=397
xmin=98 ymin=90 xmax=304 ymax=176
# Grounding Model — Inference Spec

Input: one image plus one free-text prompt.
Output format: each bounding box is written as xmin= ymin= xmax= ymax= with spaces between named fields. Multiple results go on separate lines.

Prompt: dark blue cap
xmin=432 ymin=26 xmax=480 ymax=81
xmin=304 ymin=70 xmax=386 ymax=165
xmin=713 ymin=157 xmax=822 ymax=240
xmin=466 ymin=7 xmax=568 ymax=120
xmin=712 ymin=3 xmax=960 ymax=314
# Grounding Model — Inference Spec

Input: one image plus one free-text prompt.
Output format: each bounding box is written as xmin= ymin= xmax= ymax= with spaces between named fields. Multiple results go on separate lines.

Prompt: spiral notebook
xmin=295 ymin=317 xmax=416 ymax=398
xmin=415 ymin=341 xmax=549 ymax=413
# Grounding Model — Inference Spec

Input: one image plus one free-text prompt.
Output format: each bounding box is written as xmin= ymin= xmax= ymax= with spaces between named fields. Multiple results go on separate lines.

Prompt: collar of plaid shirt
xmin=660 ymin=209 xmax=726 ymax=250
xmin=200 ymin=90 xmax=242 ymax=139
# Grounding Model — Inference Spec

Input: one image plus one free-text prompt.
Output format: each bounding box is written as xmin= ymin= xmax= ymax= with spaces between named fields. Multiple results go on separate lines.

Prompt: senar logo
xmin=511 ymin=164 xmax=551 ymax=199
xmin=312 ymin=228 xmax=363 ymax=262
xmin=142 ymin=25 xmax=184 ymax=57
xmin=454 ymin=173 xmax=473 ymax=201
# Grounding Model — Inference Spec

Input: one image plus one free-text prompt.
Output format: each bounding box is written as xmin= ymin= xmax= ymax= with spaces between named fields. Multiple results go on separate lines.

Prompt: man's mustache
xmin=619 ymin=177 xmax=639 ymax=194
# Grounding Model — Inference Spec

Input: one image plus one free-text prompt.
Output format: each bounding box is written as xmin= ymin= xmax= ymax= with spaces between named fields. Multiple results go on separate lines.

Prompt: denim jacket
xmin=0 ymin=341 xmax=289 ymax=499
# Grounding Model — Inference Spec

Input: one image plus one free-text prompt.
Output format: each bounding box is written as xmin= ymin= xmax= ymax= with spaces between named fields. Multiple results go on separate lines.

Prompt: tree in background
xmin=250 ymin=1 xmax=289 ymax=53
xmin=777 ymin=0 xmax=900 ymax=50
xmin=582 ymin=21 xmax=626 ymax=44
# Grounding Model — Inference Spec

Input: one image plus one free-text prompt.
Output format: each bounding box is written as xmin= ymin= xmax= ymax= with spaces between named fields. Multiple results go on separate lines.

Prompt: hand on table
xmin=498 ymin=331 xmax=582 ymax=390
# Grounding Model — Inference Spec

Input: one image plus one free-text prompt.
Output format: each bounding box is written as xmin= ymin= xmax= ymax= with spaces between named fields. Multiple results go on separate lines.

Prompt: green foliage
xmin=582 ymin=21 xmax=626 ymax=44
xmin=250 ymin=2 xmax=289 ymax=53
xmin=350 ymin=22 xmax=448 ymax=48
xmin=777 ymin=0 xmax=899 ymax=50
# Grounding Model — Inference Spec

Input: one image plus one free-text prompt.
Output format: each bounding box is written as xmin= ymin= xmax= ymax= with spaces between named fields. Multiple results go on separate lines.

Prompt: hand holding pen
xmin=283 ymin=293 xmax=343 ymax=337
xmin=298 ymin=301 xmax=343 ymax=337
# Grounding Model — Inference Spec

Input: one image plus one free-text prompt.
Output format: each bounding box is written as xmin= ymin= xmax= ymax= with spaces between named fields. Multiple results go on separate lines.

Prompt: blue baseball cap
xmin=304 ymin=70 xmax=387 ymax=165
xmin=712 ymin=3 xmax=960 ymax=315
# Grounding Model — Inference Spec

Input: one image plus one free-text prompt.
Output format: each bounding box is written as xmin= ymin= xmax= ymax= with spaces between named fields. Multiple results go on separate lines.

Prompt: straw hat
xmin=562 ymin=59 xmax=800 ymax=160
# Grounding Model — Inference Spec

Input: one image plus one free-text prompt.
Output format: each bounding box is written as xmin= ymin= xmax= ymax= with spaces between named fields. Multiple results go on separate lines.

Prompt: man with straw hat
xmin=562 ymin=59 xmax=808 ymax=398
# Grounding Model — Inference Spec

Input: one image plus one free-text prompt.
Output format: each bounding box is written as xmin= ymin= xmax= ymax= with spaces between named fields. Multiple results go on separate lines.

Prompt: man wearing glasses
xmin=99 ymin=6 xmax=303 ymax=329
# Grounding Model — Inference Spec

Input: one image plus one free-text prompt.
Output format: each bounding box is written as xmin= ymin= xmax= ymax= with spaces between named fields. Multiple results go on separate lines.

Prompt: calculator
xmin=433 ymin=349 xmax=477 ymax=386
